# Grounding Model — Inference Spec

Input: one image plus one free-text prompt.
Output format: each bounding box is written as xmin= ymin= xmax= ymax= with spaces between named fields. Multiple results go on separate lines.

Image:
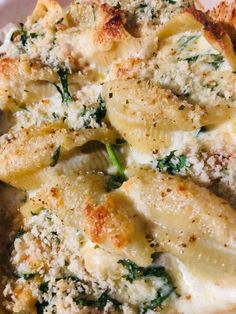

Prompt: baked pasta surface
xmin=1 ymin=0 xmax=236 ymax=313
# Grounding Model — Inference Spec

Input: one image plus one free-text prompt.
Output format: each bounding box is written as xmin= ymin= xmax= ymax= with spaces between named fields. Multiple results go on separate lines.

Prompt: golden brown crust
xmin=95 ymin=3 xmax=128 ymax=46
xmin=0 ymin=56 xmax=57 ymax=82
xmin=185 ymin=7 xmax=236 ymax=68
xmin=207 ymin=1 xmax=236 ymax=45
xmin=84 ymin=195 xmax=133 ymax=249
xmin=185 ymin=7 xmax=226 ymax=40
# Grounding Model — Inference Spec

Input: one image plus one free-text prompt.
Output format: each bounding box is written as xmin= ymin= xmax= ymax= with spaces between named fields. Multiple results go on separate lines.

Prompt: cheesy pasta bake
xmin=1 ymin=0 xmax=236 ymax=313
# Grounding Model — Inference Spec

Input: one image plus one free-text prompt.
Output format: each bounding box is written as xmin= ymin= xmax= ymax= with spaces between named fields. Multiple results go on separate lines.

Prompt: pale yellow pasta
xmin=0 ymin=122 xmax=116 ymax=189
xmin=25 ymin=0 xmax=65 ymax=32
xmin=24 ymin=1 xmax=157 ymax=70
xmin=0 ymin=56 xmax=57 ymax=111
xmin=103 ymin=79 xmax=236 ymax=153
xmin=157 ymin=7 xmax=236 ymax=69
xmin=121 ymin=168 xmax=236 ymax=281
xmin=57 ymin=2 xmax=157 ymax=68
xmin=30 ymin=173 xmax=154 ymax=266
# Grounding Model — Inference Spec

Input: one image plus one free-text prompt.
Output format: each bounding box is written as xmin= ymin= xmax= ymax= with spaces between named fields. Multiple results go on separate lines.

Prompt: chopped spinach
xmin=14 ymin=273 xmax=35 ymax=280
xmin=39 ymin=281 xmax=49 ymax=294
xmin=163 ymin=0 xmax=176 ymax=4
xmin=75 ymin=290 xmax=121 ymax=309
xmin=50 ymin=146 xmax=61 ymax=167
xmin=51 ymin=231 xmax=61 ymax=244
xmin=107 ymin=175 xmax=126 ymax=191
xmin=177 ymin=34 xmax=200 ymax=49
xmin=63 ymin=276 xmax=81 ymax=282
xmin=55 ymin=68 xmax=72 ymax=104
xmin=115 ymin=138 xmax=127 ymax=145
xmin=30 ymin=33 xmax=39 ymax=39
xmin=35 ymin=301 xmax=49 ymax=314
xmin=118 ymin=259 xmax=143 ymax=282
xmin=119 ymin=258 xmax=176 ymax=312
xmin=52 ymin=112 xmax=59 ymax=119
xmin=23 ymin=273 xmax=35 ymax=280
xmin=81 ymin=94 xmax=106 ymax=128
xmin=118 ymin=259 xmax=172 ymax=283
xmin=207 ymin=54 xmax=224 ymax=69
xmin=156 ymin=151 xmax=188 ymax=174
xmin=11 ymin=23 xmax=28 ymax=46
xmin=142 ymin=286 xmax=176 ymax=313
xmin=15 ymin=229 xmax=25 ymax=239
xmin=138 ymin=3 xmax=147 ymax=12
xmin=178 ymin=53 xmax=224 ymax=69
xmin=181 ymin=55 xmax=199 ymax=62
xmin=95 ymin=94 xmax=107 ymax=124
xmin=114 ymin=2 xmax=121 ymax=9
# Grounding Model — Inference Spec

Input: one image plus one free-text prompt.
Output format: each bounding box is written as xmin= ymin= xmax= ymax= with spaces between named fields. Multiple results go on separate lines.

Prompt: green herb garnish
xmin=156 ymin=151 xmax=188 ymax=174
xmin=55 ymin=68 xmax=72 ymax=104
xmin=50 ymin=146 xmax=61 ymax=167
xmin=75 ymin=290 xmax=121 ymax=309
xmin=106 ymin=144 xmax=127 ymax=191
xmin=106 ymin=144 xmax=126 ymax=178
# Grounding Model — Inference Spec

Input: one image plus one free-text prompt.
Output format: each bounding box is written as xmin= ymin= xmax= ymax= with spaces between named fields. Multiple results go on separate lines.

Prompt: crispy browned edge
xmin=207 ymin=1 xmax=236 ymax=45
